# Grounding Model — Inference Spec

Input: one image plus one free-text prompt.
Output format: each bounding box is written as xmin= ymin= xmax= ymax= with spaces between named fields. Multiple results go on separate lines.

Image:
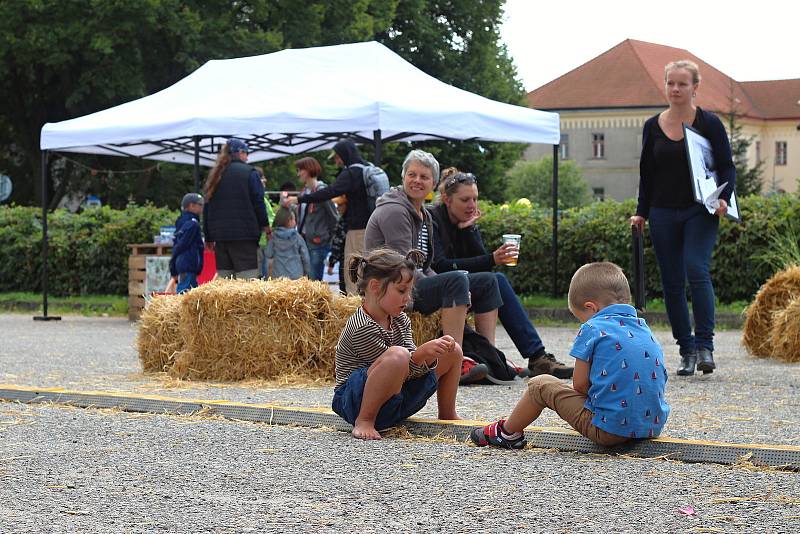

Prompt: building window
xmin=592 ymin=133 xmax=605 ymax=159
xmin=592 ymin=187 xmax=605 ymax=201
xmin=776 ymin=141 xmax=787 ymax=166
xmin=755 ymin=141 xmax=761 ymax=163
xmin=560 ymin=134 xmax=569 ymax=159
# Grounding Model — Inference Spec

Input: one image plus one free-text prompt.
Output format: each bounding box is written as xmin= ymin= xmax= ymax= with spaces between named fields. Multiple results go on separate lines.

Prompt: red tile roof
xmin=527 ymin=39 xmax=800 ymax=120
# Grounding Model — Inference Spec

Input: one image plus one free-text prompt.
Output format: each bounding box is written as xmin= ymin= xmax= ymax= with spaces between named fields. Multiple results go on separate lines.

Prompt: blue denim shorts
xmin=332 ymin=368 xmax=438 ymax=431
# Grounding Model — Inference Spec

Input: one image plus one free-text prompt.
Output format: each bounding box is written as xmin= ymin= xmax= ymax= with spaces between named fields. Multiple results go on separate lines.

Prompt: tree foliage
xmin=0 ymin=0 xmax=523 ymax=208
xmin=725 ymin=110 xmax=764 ymax=197
xmin=505 ymin=156 xmax=591 ymax=209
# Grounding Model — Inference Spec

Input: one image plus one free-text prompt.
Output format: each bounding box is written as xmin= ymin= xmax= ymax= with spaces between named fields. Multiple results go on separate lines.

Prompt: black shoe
xmin=460 ymin=360 xmax=489 ymax=385
xmin=528 ymin=352 xmax=574 ymax=379
xmin=676 ymin=351 xmax=697 ymax=376
xmin=696 ymin=348 xmax=715 ymax=374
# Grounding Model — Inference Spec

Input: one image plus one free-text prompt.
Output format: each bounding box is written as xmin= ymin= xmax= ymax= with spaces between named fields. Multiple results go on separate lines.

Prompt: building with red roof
xmin=525 ymin=39 xmax=800 ymax=199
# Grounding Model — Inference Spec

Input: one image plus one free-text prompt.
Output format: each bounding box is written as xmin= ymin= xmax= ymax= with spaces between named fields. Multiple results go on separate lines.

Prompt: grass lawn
xmin=0 ymin=292 xmax=128 ymax=317
xmin=518 ymin=294 xmax=748 ymax=316
xmin=0 ymin=291 xmax=748 ymax=320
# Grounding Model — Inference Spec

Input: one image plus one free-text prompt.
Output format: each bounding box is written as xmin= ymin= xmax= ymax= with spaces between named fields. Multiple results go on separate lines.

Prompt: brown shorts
xmin=526 ymin=375 xmax=629 ymax=447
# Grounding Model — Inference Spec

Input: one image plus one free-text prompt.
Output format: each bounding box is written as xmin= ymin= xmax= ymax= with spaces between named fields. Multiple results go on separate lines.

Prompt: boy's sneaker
xmin=528 ymin=352 xmax=574 ymax=379
xmin=460 ymin=357 xmax=489 ymax=385
xmin=470 ymin=419 xmax=527 ymax=449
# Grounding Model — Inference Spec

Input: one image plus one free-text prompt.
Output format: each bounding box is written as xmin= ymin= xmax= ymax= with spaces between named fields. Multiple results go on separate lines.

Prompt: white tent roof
xmin=41 ymin=41 xmax=559 ymax=165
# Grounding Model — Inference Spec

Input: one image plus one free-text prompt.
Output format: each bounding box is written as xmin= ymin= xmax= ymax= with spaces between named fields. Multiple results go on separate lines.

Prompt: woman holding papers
xmin=629 ymin=60 xmax=735 ymax=377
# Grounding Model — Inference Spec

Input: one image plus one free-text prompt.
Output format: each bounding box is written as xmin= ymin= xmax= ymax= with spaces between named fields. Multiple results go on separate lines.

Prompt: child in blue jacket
xmin=169 ymin=193 xmax=205 ymax=293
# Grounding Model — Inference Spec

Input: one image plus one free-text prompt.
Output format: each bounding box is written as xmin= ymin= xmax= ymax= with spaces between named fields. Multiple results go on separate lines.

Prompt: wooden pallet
xmin=128 ymin=243 xmax=172 ymax=321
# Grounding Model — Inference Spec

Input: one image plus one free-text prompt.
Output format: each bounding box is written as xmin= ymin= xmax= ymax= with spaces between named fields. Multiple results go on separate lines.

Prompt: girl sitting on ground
xmin=333 ymin=247 xmax=463 ymax=440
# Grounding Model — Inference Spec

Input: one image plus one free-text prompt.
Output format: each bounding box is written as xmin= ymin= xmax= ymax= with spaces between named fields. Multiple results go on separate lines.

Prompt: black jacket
xmin=636 ymin=106 xmax=736 ymax=218
xmin=169 ymin=210 xmax=204 ymax=276
xmin=298 ymin=140 xmax=370 ymax=230
xmin=429 ymin=203 xmax=494 ymax=274
xmin=203 ymin=160 xmax=268 ymax=242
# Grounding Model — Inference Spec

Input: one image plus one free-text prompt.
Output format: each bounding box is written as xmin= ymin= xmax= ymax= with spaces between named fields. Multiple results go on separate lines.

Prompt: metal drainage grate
xmin=1 ymin=387 xmax=798 ymax=470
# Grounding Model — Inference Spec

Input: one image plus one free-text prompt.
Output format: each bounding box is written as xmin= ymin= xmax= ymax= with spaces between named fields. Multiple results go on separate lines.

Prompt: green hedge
xmin=2 ymin=194 xmax=798 ymax=301
xmin=477 ymin=194 xmax=800 ymax=304
xmin=0 ymin=205 xmax=176 ymax=296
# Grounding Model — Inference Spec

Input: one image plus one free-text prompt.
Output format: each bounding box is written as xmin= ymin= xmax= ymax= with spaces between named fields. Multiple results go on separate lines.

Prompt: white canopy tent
xmin=41 ymin=41 xmax=559 ymax=165
xmin=36 ymin=41 xmax=564 ymax=320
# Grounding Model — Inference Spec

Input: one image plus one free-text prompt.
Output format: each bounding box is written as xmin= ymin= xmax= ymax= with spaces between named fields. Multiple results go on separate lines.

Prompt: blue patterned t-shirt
xmin=570 ymin=303 xmax=670 ymax=438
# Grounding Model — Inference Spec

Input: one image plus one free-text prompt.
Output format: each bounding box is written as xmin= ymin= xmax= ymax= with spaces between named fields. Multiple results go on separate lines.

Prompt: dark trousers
xmin=495 ymin=273 xmax=545 ymax=358
xmin=648 ymin=204 xmax=719 ymax=354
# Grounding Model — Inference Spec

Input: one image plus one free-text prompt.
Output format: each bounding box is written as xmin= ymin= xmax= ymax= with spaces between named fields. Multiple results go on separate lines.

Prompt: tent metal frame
xmin=35 ymin=129 xmax=560 ymax=320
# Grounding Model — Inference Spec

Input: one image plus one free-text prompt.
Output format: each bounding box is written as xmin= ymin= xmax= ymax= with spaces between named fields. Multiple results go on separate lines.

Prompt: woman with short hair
xmin=295 ymin=157 xmax=338 ymax=281
xmin=364 ymin=149 xmax=503 ymax=366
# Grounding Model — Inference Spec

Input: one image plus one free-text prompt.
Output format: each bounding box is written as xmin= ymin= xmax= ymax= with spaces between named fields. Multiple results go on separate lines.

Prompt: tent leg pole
xmin=193 ymin=136 xmax=201 ymax=193
xmin=373 ymin=129 xmax=382 ymax=166
xmin=552 ymin=144 xmax=559 ymax=299
xmin=34 ymin=150 xmax=60 ymax=322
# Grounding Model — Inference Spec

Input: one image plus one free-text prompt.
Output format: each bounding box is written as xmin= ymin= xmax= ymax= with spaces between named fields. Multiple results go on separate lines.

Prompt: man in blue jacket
xmin=169 ymin=193 xmax=205 ymax=293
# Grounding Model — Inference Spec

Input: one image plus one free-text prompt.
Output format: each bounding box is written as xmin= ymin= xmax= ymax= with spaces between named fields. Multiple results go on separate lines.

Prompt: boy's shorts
xmin=332 ymin=368 xmax=437 ymax=431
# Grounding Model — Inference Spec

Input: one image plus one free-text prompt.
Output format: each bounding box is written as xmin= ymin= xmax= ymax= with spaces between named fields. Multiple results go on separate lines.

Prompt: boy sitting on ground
xmin=471 ymin=262 xmax=670 ymax=449
xmin=168 ymin=193 xmax=205 ymax=293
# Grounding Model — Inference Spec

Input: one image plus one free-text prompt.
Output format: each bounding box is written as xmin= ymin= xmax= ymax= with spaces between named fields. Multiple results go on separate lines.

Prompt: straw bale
xmin=742 ymin=265 xmax=800 ymax=358
xmin=136 ymin=278 xmax=449 ymax=382
xmin=136 ymin=294 xmax=186 ymax=372
xmin=766 ymin=295 xmax=800 ymax=363
xmin=173 ymin=278 xmax=336 ymax=380
xmin=408 ymin=311 xmax=442 ymax=347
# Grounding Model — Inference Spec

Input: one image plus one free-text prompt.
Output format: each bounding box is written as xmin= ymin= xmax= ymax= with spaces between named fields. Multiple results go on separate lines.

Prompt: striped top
xmin=417 ymin=224 xmax=429 ymax=264
xmin=335 ymin=307 xmax=433 ymax=388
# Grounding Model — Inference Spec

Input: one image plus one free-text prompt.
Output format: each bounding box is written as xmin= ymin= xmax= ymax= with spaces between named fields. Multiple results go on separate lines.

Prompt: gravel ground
xmin=1 ymin=314 xmax=798 ymax=445
xmin=1 ymin=402 xmax=799 ymax=534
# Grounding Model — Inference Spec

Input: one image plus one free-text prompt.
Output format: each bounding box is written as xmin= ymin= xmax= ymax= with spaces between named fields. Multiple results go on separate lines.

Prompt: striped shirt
xmin=335 ymin=307 xmax=432 ymax=387
xmin=417 ymin=224 xmax=429 ymax=264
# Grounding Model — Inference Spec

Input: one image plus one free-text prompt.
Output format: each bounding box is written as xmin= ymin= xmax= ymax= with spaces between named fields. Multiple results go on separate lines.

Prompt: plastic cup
xmin=502 ymin=234 xmax=521 ymax=266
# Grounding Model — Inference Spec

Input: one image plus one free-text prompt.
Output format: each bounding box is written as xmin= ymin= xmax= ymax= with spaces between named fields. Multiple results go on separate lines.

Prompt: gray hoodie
xmin=364 ymin=186 xmax=435 ymax=275
xmin=265 ymin=227 xmax=311 ymax=280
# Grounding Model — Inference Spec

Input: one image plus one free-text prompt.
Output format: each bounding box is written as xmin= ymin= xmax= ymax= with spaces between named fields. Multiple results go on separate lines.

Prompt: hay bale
xmin=136 ymin=294 xmax=185 ymax=372
xmin=173 ymin=278 xmax=336 ymax=380
xmin=766 ymin=295 xmax=800 ymax=362
xmin=742 ymin=265 xmax=800 ymax=358
xmin=136 ymin=278 xmax=450 ymax=382
xmin=408 ymin=311 xmax=442 ymax=347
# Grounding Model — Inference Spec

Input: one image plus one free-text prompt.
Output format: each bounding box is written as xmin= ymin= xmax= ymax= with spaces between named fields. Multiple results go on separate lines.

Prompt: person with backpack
xmin=291 ymin=139 xmax=387 ymax=294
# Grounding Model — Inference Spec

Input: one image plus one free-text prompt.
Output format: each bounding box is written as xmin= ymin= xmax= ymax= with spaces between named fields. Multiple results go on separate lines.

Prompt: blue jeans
xmin=648 ymin=205 xmax=719 ymax=355
xmin=495 ymin=273 xmax=545 ymax=358
xmin=307 ymin=243 xmax=331 ymax=282
xmin=332 ymin=368 xmax=437 ymax=430
xmin=177 ymin=273 xmax=197 ymax=294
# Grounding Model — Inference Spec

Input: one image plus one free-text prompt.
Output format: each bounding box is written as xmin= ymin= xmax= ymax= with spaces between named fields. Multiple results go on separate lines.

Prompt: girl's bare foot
xmin=437 ymin=412 xmax=463 ymax=421
xmin=352 ymin=419 xmax=382 ymax=440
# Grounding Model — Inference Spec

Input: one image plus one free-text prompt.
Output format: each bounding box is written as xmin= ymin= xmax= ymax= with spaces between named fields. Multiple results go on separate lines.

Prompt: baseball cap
xmin=227 ymin=138 xmax=249 ymax=154
xmin=181 ymin=193 xmax=204 ymax=209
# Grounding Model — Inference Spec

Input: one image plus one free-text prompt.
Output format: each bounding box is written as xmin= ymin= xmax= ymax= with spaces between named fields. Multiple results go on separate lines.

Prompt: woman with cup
xmin=364 ymin=150 xmax=504 ymax=383
xmin=429 ymin=168 xmax=573 ymax=379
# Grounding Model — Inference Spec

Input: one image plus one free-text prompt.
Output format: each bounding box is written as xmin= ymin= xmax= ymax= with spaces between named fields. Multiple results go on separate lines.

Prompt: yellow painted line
xmin=2 ymin=383 xmax=799 ymax=452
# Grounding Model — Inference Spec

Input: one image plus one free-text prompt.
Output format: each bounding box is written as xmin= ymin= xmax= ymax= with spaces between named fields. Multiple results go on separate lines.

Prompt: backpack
xmin=461 ymin=324 xmax=519 ymax=385
xmin=350 ymin=163 xmax=390 ymax=213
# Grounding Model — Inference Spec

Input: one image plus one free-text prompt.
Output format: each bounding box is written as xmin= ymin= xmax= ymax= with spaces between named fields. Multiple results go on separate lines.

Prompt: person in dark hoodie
xmin=203 ymin=138 xmax=269 ymax=280
xmin=168 ymin=193 xmax=205 ymax=293
xmin=291 ymin=139 xmax=370 ymax=294
xmin=364 ymin=149 xmax=503 ymax=376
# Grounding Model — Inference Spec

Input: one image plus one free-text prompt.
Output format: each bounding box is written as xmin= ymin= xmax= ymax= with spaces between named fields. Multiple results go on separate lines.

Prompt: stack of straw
xmin=742 ymin=265 xmax=800 ymax=361
xmin=137 ymin=278 xmax=443 ymax=381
